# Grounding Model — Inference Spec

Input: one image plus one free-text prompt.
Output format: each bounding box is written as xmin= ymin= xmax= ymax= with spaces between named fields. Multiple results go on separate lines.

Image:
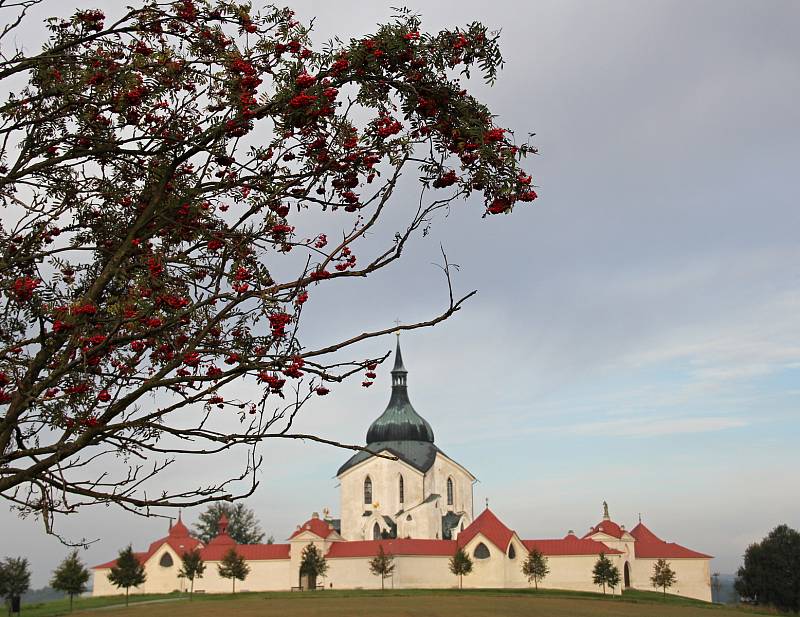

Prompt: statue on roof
xmin=602 ymin=500 xmax=609 ymax=520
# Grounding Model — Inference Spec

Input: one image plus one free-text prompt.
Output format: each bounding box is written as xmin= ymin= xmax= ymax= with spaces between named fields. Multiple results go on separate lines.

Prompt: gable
xmin=337 ymin=441 xmax=439 ymax=477
xmin=338 ymin=445 xmax=428 ymax=479
xmin=432 ymin=451 xmax=477 ymax=482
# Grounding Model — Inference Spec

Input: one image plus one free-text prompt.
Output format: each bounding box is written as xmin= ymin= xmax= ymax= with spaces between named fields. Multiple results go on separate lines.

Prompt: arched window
xmin=446 ymin=477 xmax=454 ymax=506
xmin=399 ymin=475 xmax=404 ymax=504
xmin=474 ymin=542 xmax=490 ymax=559
xmin=373 ymin=522 xmax=381 ymax=540
xmin=364 ymin=476 xmax=372 ymax=504
xmin=508 ymin=544 xmax=516 ymax=559
xmin=159 ymin=552 xmax=173 ymax=567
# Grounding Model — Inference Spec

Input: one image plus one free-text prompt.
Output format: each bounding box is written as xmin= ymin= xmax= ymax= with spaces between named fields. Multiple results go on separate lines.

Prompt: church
xmin=92 ymin=339 xmax=713 ymax=600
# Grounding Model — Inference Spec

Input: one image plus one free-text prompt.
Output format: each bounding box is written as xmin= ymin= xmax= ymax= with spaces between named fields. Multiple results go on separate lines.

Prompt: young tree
xmin=650 ymin=558 xmax=677 ymax=596
xmin=107 ymin=546 xmax=146 ymax=606
xmin=449 ymin=547 xmax=473 ymax=590
xmin=217 ymin=548 xmax=249 ymax=593
xmin=0 ymin=557 xmax=31 ymax=613
xmin=521 ymin=548 xmax=549 ymax=590
xmin=178 ymin=549 xmax=205 ymax=599
xmin=193 ymin=503 xmax=264 ymax=544
xmin=299 ymin=543 xmax=328 ymax=590
xmin=735 ymin=524 xmax=800 ymax=613
xmin=51 ymin=551 xmax=90 ymax=611
xmin=592 ymin=553 xmax=621 ymax=595
xmin=368 ymin=545 xmax=395 ymax=590
xmin=0 ymin=0 xmax=537 ymax=532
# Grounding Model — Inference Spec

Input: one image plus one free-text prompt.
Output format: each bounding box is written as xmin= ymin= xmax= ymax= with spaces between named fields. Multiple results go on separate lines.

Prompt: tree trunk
xmin=602 ymin=583 xmax=606 ymax=595
xmin=70 ymin=593 xmax=74 ymax=612
xmin=190 ymin=578 xmax=194 ymax=600
xmin=232 ymin=579 xmax=236 ymax=594
xmin=125 ymin=587 xmax=130 ymax=606
xmin=381 ymin=575 xmax=384 ymax=590
xmin=459 ymin=574 xmax=463 ymax=590
xmin=535 ymin=578 xmax=538 ymax=590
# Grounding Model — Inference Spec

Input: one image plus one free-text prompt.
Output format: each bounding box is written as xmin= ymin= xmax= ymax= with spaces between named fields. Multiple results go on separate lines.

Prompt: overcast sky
xmin=2 ymin=0 xmax=799 ymax=587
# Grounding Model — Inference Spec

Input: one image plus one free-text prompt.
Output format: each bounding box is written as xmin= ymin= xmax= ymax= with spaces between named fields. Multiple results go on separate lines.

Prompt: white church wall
xmin=324 ymin=557 xmax=376 ymax=589
xmin=195 ymin=559 xmax=294 ymax=593
xmin=630 ymin=558 xmax=711 ymax=602
xmin=339 ymin=456 xmax=423 ymax=540
xmin=426 ymin=453 xmax=473 ymax=516
xmin=393 ymin=556 xmax=458 ymax=588
xmin=140 ymin=545 xmax=186 ymax=594
xmin=91 ymin=544 xmax=186 ymax=597
xmin=91 ymin=570 xmax=127 ymax=597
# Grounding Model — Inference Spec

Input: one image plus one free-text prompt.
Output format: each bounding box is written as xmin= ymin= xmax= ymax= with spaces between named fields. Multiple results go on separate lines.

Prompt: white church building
xmin=92 ymin=340 xmax=713 ymax=600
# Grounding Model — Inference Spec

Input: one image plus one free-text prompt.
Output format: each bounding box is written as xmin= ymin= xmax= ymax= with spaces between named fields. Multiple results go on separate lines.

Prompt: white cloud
xmin=570 ymin=415 xmax=748 ymax=438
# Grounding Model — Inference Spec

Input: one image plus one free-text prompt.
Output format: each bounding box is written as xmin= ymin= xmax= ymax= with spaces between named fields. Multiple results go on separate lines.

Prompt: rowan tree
xmin=217 ymin=548 xmax=248 ymax=593
xmin=650 ymin=558 xmax=676 ymax=596
xmin=50 ymin=550 xmax=90 ymax=611
xmin=107 ymin=545 xmax=146 ymax=605
xmin=368 ymin=544 xmax=395 ymax=590
xmin=449 ymin=547 xmax=472 ymax=589
xmin=178 ymin=548 xmax=205 ymax=598
xmin=0 ymin=0 xmax=537 ymax=533
xmin=521 ymin=547 xmax=549 ymax=590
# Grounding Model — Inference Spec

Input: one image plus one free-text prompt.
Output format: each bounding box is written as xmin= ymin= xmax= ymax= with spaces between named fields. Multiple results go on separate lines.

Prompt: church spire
xmin=364 ymin=336 xmax=434 ymax=444
xmin=391 ymin=333 xmax=407 ymax=386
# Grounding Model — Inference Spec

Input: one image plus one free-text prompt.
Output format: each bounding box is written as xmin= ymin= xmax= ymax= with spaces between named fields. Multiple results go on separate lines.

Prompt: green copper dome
xmin=364 ymin=338 xmax=435 ymax=444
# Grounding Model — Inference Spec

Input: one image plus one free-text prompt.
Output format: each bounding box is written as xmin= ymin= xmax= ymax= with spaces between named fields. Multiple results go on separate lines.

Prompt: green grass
xmin=11 ymin=592 xmax=187 ymax=617
xmin=12 ymin=588 xmax=775 ymax=617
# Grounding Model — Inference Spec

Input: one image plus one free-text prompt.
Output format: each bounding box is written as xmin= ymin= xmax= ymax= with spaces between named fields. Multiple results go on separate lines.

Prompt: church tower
xmin=337 ymin=337 xmax=475 ymax=541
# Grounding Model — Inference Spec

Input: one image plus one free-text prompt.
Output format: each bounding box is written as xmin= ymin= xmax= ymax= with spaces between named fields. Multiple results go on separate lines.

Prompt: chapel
xmin=92 ymin=338 xmax=713 ymax=600
xmin=335 ymin=337 xmax=474 ymax=541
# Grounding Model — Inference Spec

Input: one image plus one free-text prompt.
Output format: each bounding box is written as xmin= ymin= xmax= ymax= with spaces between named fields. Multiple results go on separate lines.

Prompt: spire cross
xmin=394 ymin=318 xmax=402 ymax=337
xmin=485 ymin=497 xmax=489 ymax=510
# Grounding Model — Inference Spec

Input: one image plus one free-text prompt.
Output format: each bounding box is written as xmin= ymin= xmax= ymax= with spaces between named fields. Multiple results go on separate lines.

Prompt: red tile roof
xmin=523 ymin=533 xmax=622 ymax=556
xmin=457 ymin=508 xmax=514 ymax=552
xmin=94 ymin=522 xmax=202 ymax=570
xmin=630 ymin=523 xmax=712 ymax=559
xmin=205 ymin=530 xmax=236 ymax=548
xmin=289 ymin=516 xmax=337 ymax=540
xmin=583 ymin=519 xmax=625 ymax=539
xmin=93 ymin=551 xmax=150 ymax=570
xmin=169 ymin=517 xmax=191 ymax=538
xmin=200 ymin=543 xmax=290 ymax=561
xmin=327 ymin=538 xmax=457 ymax=558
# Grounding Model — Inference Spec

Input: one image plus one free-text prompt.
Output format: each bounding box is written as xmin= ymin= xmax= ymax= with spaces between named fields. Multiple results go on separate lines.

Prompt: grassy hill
xmin=12 ymin=588 xmax=774 ymax=617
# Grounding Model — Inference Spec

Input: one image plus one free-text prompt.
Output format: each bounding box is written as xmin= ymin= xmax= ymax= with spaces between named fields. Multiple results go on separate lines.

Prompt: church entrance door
xmin=300 ymin=572 xmax=317 ymax=590
xmin=373 ymin=522 xmax=381 ymax=540
xmin=624 ymin=562 xmax=631 ymax=588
